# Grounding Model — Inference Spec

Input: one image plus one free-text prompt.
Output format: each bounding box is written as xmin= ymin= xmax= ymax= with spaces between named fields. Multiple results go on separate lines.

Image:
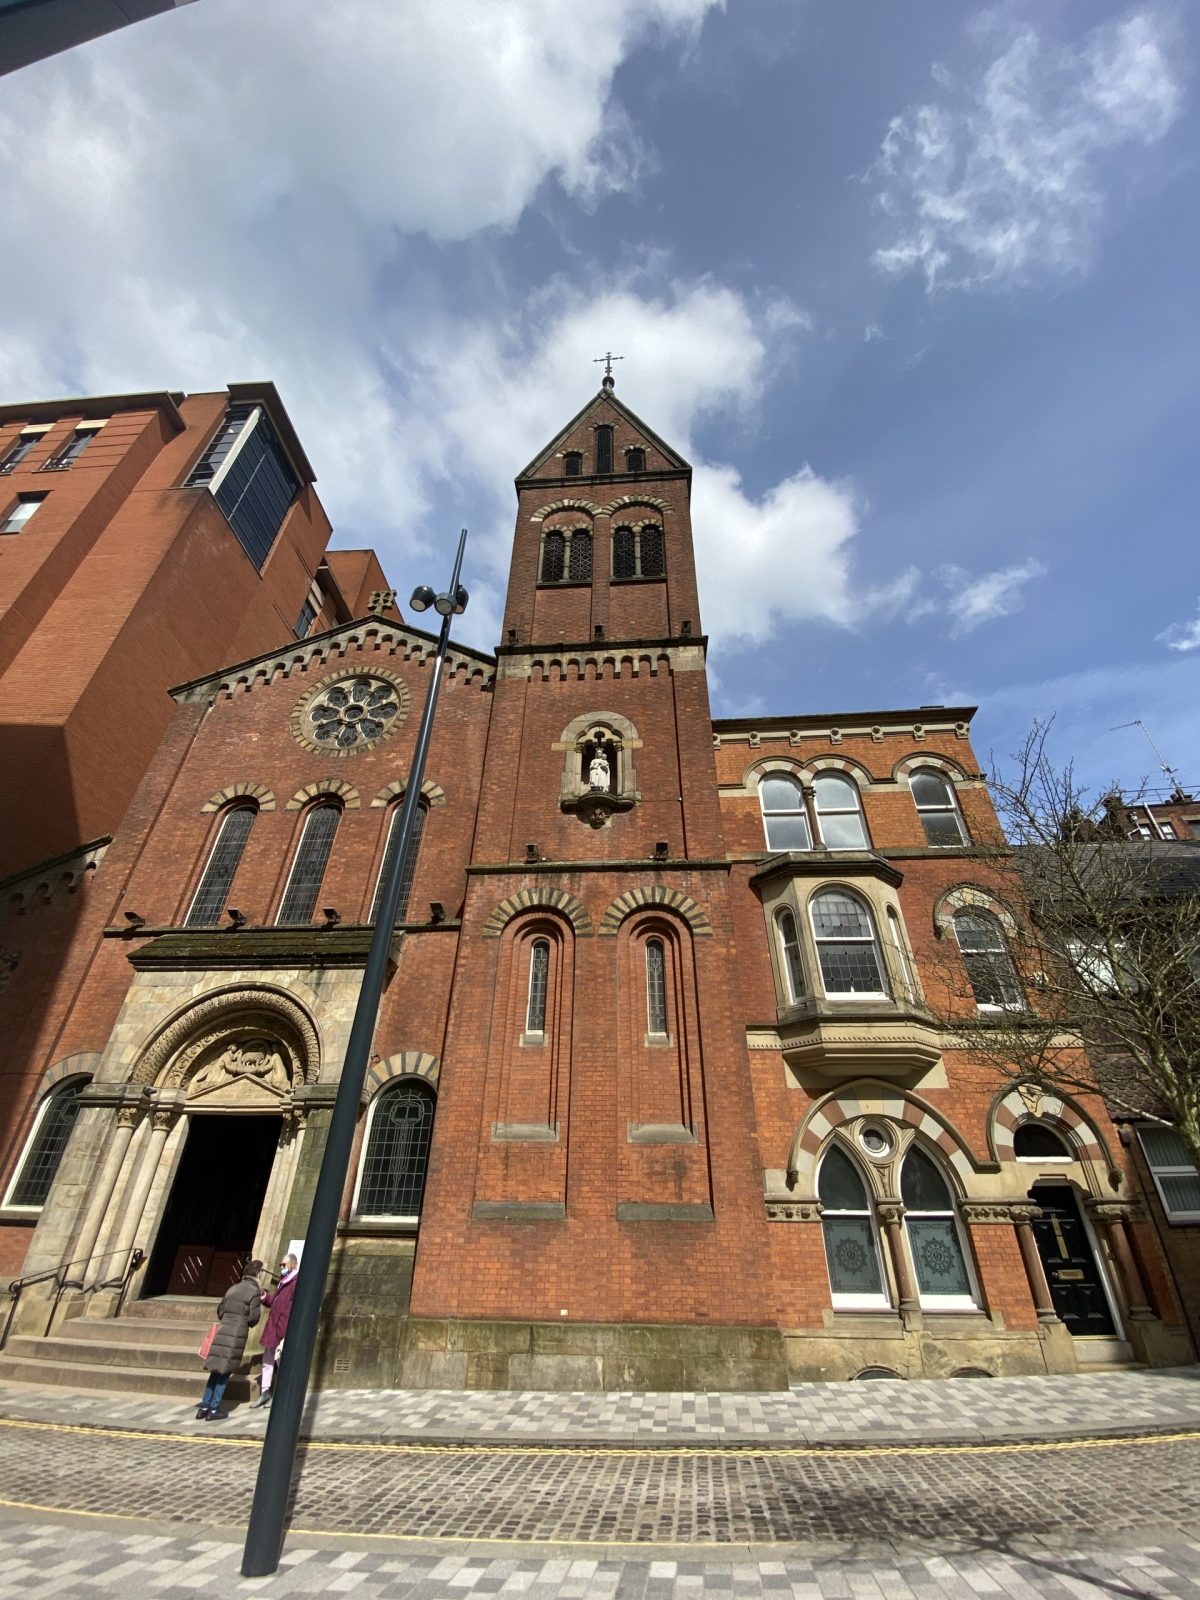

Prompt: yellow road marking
xmin=0 ymin=1414 xmax=1197 ymax=1460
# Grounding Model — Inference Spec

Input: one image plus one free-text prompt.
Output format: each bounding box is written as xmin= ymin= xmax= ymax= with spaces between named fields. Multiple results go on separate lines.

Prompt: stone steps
xmin=0 ymin=1295 xmax=261 ymax=1400
xmin=0 ymin=1354 xmax=257 ymax=1402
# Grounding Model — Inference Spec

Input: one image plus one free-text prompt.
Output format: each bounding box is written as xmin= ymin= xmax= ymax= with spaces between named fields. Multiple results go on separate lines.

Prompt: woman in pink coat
xmin=253 ymin=1253 xmax=298 ymax=1407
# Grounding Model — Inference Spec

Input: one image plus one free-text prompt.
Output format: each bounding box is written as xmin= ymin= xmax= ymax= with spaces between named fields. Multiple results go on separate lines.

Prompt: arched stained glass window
xmin=954 ymin=910 xmax=1023 ymax=1009
xmin=819 ymin=1145 xmax=887 ymax=1306
xmin=5 ymin=1081 xmax=86 ymax=1208
xmin=355 ymin=1082 xmax=436 ymax=1220
xmin=185 ymin=805 xmax=256 ymax=927
xmin=813 ymin=773 xmax=869 ymax=849
xmin=567 ymin=528 xmax=592 ymax=580
xmin=639 ymin=523 xmax=664 ymax=577
xmin=901 ymin=1146 xmax=974 ymax=1305
xmin=810 ymin=890 xmax=886 ymax=996
xmin=276 ymin=804 xmax=340 ymax=925
xmin=759 ymin=775 xmax=811 ymax=851
xmin=526 ymin=939 xmax=549 ymax=1033
xmin=646 ymin=938 xmax=668 ymax=1034
xmin=595 ymin=425 xmax=614 ymax=474
xmin=776 ymin=909 xmax=804 ymax=1002
xmin=612 ymin=525 xmax=636 ymax=579
xmin=911 ymin=769 xmax=968 ymax=846
xmin=370 ymin=801 xmax=427 ymax=924
xmin=540 ymin=530 xmax=565 ymax=583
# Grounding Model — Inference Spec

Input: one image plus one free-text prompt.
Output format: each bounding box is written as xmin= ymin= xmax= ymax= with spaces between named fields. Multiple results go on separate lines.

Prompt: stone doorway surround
xmin=12 ymin=978 xmax=337 ymax=1335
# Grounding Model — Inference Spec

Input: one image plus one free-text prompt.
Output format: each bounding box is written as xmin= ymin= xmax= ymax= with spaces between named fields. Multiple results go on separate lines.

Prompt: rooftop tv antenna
xmin=1110 ymin=720 xmax=1184 ymax=795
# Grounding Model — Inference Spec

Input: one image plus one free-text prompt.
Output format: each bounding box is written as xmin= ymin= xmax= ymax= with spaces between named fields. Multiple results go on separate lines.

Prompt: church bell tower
xmin=407 ymin=369 xmax=779 ymax=1385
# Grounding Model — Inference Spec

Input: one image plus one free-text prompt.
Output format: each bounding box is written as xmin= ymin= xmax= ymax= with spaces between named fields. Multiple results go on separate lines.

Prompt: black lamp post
xmin=241 ymin=530 xmax=468 ymax=1577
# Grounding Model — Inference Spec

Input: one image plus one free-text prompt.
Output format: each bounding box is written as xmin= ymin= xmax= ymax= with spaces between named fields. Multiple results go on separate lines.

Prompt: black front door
xmin=1030 ymin=1184 xmax=1116 ymax=1336
xmin=144 ymin=1115 xmax=281 ymax=1298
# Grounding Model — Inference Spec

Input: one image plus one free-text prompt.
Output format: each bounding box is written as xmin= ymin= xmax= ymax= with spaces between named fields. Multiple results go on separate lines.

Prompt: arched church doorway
xmin=144 ymin=1114 xmax=282 ymax=1297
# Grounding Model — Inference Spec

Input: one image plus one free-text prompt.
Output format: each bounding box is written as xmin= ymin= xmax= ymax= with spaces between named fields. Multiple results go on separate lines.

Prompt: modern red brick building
xmin=1 ymin=380 xmax=1191 ymax=1389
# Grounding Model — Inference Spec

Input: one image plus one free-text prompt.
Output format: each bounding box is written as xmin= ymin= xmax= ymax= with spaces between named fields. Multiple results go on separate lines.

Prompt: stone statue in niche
xmin=588 ymin=747 xmax=611 ymax=791
xmin=581 ymin=729 xmax=617 ymax=795
xmin=189 ymin=1038 xmax=290 ymax=1098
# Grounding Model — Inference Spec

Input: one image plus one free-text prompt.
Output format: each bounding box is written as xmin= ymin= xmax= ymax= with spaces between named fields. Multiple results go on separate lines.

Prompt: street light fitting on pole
xmin=241 ymin=528 xmax=470 ymax=1579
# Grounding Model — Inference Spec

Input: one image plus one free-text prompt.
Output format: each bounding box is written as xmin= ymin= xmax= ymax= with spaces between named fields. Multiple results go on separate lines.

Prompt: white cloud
xmin=936 ymin=559 xmax=1047 ymax=636
xmin=0 ymin=0 xmax=723 ymax=539
xmin=1158 ymin=598 xmax=1200 ymax=653
xmin=870 ymin=10 xmax=1182 ymax=293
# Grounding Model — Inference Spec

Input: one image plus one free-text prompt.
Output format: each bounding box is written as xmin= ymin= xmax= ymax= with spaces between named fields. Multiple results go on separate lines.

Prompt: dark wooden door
xmin=1030 ymin=1185 xmax=1116 ymax=1335
xmin=144 ymin=1115 xmax=281 ymax=1297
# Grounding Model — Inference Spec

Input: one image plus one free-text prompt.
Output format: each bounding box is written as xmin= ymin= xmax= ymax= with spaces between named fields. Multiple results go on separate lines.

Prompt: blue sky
xmin=1 ymin=0 xmax=1196 ymax=804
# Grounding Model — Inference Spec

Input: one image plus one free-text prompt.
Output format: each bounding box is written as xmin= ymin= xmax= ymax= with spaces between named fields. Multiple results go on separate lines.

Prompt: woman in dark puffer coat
xmin=196 ymin=1260 xmax=263 ymax=1421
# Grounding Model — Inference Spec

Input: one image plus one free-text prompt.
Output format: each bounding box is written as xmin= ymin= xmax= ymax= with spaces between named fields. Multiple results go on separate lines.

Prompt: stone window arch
xmin=352 ymin=1079 xmax=437 ymax=1222
xmin=3 ymin=1073 xmax=90 ymax=1210
xmin=184 ymin=802 xmax=256 ymax=927
xmin=276 ymin=801 xmax=341 ymax=925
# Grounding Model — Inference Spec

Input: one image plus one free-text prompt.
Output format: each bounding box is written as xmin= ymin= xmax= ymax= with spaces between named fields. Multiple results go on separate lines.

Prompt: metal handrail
xmin=1 ymin=1246 xmax=144 ymax=1350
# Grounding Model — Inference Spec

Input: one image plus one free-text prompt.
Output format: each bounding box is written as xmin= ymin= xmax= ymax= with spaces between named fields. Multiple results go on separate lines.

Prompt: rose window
xmin=310 ymin=678 xmax=400 ymax=749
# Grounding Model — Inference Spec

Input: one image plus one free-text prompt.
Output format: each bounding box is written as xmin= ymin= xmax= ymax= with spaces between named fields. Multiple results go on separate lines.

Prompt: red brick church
xmin=0 ymin=377 xmax=1191 ymax=1390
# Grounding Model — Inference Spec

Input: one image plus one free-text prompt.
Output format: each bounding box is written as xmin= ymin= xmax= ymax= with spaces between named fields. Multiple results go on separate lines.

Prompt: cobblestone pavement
xmin=2 ymin=1415 xmax=1199 ymax=1546
xmin=3 ymin=1374 xmax=1200 ymax=1594
xmin=3 ymin=1366 xmax=1200 ymax=1444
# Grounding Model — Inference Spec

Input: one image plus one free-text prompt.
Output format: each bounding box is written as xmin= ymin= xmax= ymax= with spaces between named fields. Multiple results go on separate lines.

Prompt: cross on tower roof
xmin=593 ymin=352 xmax=624 ymax=390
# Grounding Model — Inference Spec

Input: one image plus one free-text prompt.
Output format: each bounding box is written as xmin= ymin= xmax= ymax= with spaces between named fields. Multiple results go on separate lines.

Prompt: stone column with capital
xmin=1088 ymin=1202 xmax=1153 ymax=1317
xmin=100 ymin=1106 xmax=177 ymax=1290
xmin=876 ymin=1202 xmax=919 ymax=1318
xmin=69 ymin=1102 xmax=142 ymax=1288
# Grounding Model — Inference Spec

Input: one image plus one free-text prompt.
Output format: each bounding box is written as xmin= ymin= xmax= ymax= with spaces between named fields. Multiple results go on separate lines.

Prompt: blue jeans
xmin=200 ymin=1371 xmax=230 ymax=1412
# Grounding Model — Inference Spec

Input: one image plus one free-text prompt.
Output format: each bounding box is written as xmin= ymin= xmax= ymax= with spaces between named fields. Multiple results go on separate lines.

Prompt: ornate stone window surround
xmin=290 ymin=667 xmax=411 ymax=757
xmin=756 ymin=858 xmax=916 ymax=1017
xmin=554 ymin=709 xmax=642 ymax=826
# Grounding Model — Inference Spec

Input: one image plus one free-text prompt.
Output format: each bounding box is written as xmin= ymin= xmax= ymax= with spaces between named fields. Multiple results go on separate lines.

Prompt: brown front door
xmin=1030 ymin=1184 xmax=1116 ymax=1336
xmin=144 ymin=1114 xmax=281 ymax=1297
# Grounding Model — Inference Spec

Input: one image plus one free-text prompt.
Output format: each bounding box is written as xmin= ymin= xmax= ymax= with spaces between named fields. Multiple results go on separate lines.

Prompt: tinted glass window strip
xmin=357 ymin=1084 xmax=435 ymax=1217
xmin=277 ymin=806 xmax=340 ymax=925
xmin=187 ymin=403 xmax=254 ymax=487
xmin=10 ymin=1086 xmax=83 ymax=1207
xmin=186 ymin=807 xmax=255 ymax=927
